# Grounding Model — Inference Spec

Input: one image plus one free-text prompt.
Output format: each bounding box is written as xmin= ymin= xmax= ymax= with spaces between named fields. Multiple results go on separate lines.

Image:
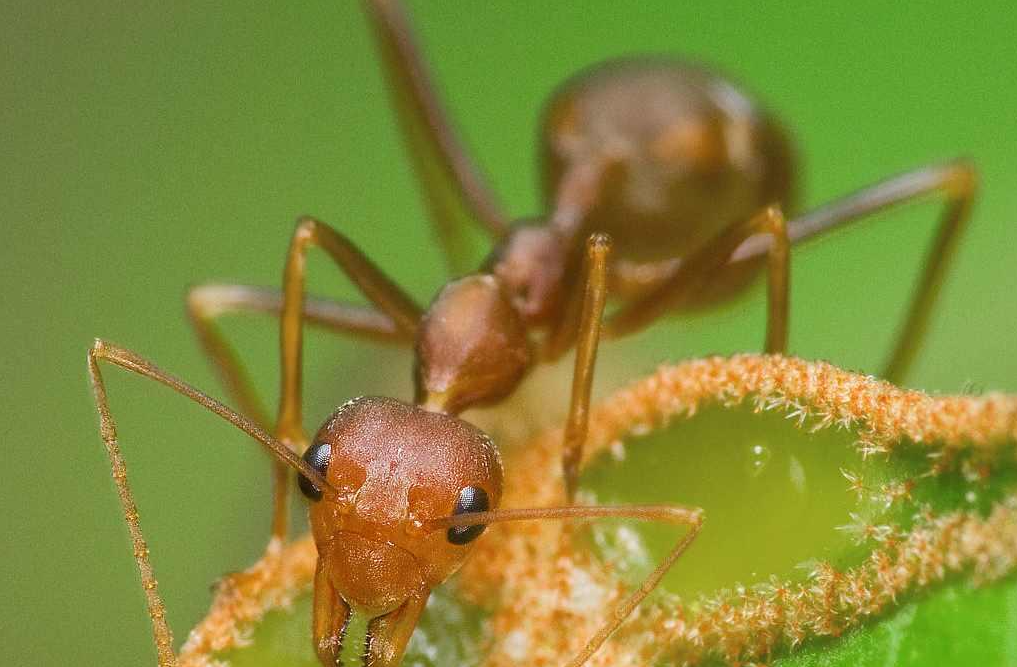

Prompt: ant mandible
xmin=89 ymin=1 xmax=976 ymax=665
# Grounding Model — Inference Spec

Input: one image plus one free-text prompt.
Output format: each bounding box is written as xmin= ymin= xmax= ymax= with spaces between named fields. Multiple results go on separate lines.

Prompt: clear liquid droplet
xmin=746 ymin=441 xmax=772 ymax=477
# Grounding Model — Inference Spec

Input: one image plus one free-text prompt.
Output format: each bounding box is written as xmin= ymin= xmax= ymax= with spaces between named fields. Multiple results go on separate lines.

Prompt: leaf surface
xmin=185 ymin=356 xmax=1017 ymax=667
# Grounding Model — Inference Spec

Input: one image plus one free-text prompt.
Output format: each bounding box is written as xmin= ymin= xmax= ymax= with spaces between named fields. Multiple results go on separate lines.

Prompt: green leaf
xmin=773 ymin=576 xmax=1017 ymax=667
xmin=222 ymin=587 xmax=485 ymax=667
xmin=198 ymin=357 xmax=1017 ymax=666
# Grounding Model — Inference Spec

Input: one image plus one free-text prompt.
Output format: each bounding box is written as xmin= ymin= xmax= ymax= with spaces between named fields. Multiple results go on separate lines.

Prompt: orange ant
xmin=89 ymin=1 xmax=976 ymax=665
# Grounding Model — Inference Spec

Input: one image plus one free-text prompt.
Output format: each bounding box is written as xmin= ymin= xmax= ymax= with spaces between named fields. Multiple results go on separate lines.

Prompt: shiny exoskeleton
xmin=91 ymin=1 xmax=977 ymax=666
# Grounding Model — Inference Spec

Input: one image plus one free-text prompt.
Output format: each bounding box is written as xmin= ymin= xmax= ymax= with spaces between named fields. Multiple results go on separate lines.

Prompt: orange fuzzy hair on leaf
xmin=179 ymin=355 xmax=1017 ymax=666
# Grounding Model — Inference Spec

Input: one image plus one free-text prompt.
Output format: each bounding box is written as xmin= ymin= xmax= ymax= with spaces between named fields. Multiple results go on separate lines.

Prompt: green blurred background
xmin=3 ymin=1 xmax=1017 ymax=664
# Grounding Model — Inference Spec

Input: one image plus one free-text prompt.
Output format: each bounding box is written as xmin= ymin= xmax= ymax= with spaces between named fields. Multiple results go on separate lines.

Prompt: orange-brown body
xmin=147 ymin=2 xmax=975 ymax=666
xmin=307 ymin=397 xmax=502 ymax=616
xmin=417 ymin=58 xmax=794 ymax=413
xmin=90 ymin=1 xmax=976 ymax=666
xmin=543 ymin=60 xmax=795 ymax=275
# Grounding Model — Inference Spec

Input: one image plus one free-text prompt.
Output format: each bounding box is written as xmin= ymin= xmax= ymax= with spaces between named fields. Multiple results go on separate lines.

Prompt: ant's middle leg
xmin=603 ymin=207 xmax=791 ymax=353
xmin=187 ymin=283 xmax=413 ymax=429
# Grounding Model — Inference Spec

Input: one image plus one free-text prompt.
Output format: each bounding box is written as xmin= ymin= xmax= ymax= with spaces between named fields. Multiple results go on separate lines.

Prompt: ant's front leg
xmin=274 ymin=216 xmax=424 ymax=538
xmin=542 ymin=233 xmax=613 ymax=501
xmin=184 ymin=217 xmax=420 ymax=543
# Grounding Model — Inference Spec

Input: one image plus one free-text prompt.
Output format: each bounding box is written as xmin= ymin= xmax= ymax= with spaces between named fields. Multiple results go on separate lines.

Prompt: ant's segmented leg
xmin=363 ymin=0 xmax=509 ymax=274
xmin=275 ymin=217 xmax=423 ymax=537
xmin=604 ymin=207 xmax=792 ymax=353
xmin=87 ymin=340 xmax=335 ymax=667
xmin=542 ymin=233 xmax=611 ymax=361
xmin=187 ymin=284 xmax=412 ymax=429
xmin=430 ymin=503 xmax=704 ymax=667
xmin=187 ymin=285 xmax=273 ymax=431
xmin=188 ymin=282 xmax=413 ymax=541
xmin=549 ymin=233 xmax=612 ymax=500
xmin=730 ymin=160 xmax=977 ymax=383
xmin=762 ymin=209 xmax=790 ymax=354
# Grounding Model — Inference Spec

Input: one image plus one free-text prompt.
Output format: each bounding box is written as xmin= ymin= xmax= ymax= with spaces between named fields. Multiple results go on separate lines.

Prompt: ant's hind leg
xmin=762 ymin=209 xmax=791 ymax=353
xmin=187 ymin=284 xmax=412 ymax=430
xmin=362 ymin=0 xmax=509 ymax=274
xmin=778 ymin=161 xmax=976 ymax=383
xmin=724 ymin=161 xmax=976 ymax=382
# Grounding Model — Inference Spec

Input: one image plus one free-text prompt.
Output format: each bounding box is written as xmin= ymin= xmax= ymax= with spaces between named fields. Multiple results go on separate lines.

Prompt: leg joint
xmin=294 ymin=215 xmax=322 ymax=242
xmin=90 ymin=337 xmax=109 ymax=360
xmin=759 ymin=204 xmax=788 ymax=234
xmin=944 ymin=159 xmax=978 ymax=197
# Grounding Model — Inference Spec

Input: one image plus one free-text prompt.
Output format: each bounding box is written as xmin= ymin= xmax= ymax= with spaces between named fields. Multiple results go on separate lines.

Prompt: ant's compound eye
xmin=447 ymin=486 xmax=490 ymax=545
xmin=297 ymin=441 xmax=331 ymax=502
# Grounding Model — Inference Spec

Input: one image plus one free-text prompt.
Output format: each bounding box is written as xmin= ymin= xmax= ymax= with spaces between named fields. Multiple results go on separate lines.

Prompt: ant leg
xmin=363 ymin=0 xmax=509 ymax=273
xmin=187 ymin=283 xmax=411 ymax=431
xmin=366 ymin=592 xmax=430 ymax=667
xmin=273 ymin=216 xmax=423 ymax=538
xmin=431 ymin=503 xmax=704 ymax=667
xmin=763 ymin=210 xmax=791 ymax=353
xmin=605 ymin=207 xmax=791 ymax=353
xmin=312 ymin=554 xmax=352 ymax=666
xmin=546 ymin=234 xmax=612 ymax=499
xmin=188 ymin=284 xmax=409 ymax=545
xmin=87 ymin=340 xmax=333 ymax=667
xmin=732 ymin=160 xmax=976 ymax=382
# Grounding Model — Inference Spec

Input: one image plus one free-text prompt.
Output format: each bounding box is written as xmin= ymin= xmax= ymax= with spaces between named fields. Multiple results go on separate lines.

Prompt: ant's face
xmin=299 ymin=396 xmax=503 ymax=615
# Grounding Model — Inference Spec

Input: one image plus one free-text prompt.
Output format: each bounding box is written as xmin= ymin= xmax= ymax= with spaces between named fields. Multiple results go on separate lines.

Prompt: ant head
xmin=414 ymin=274 xmax=533 ymax=415
xmin=485 ymin=221 xmax=568 ymax=326
xmin=298 ymin=396 xmax=503 ymax=616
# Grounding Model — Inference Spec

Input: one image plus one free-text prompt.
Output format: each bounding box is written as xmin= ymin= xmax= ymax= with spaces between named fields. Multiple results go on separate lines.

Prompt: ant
xmin=89 ymin=1 xmax=976 ymax=665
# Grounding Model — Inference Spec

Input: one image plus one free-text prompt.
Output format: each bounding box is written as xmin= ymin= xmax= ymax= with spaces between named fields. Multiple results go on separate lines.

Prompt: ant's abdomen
xmin=540 ymin=58 xmax=795 ymax=285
